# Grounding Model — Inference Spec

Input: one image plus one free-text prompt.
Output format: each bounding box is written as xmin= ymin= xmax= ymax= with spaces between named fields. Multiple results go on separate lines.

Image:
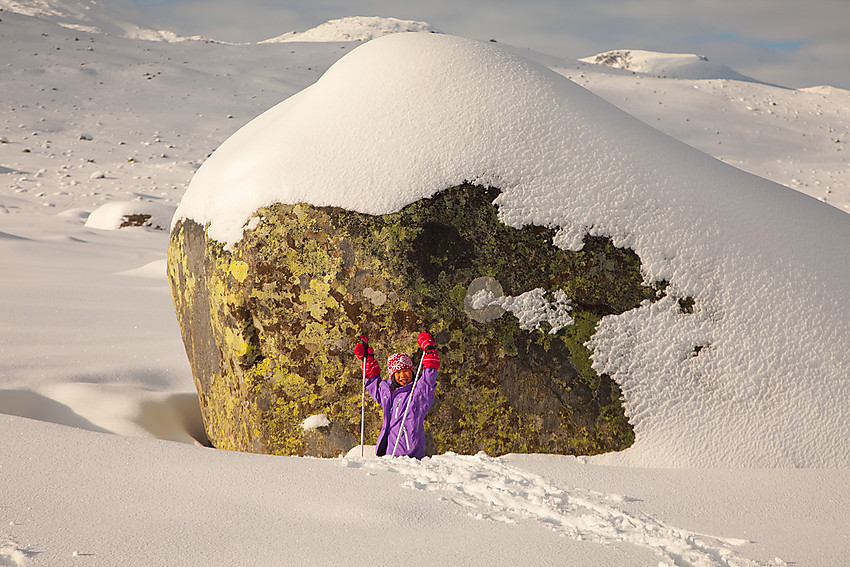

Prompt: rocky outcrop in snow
xmin=581 ymin=49 xmax=758 ymax=81
xmin=168 ymin=184 xmax=658 ymax=457
xmin=85 ymin=200 xmax=175 ymax=231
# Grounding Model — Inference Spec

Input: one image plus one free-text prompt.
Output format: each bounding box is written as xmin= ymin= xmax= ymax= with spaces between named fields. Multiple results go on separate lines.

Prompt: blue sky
xmin=116 ymin=0 xmax=850 ymax=89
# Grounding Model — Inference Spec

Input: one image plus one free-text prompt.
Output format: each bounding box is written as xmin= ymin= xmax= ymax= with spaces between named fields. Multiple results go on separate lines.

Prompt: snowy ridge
xmin=800 ymin=84 xmax=850 ymax=96
xmin=0 ymin=0 xmax=83 ymax=18
xmin=581 ymin=49 xmax=758 ymax=82
xmin=176 ymin=32 xmax=850 ymax=467
xmin=557 ymin=68 xmax=850 ymax=213
xmin=0 ymin=0 xmax=214 ymax=42
xmin=261 ymin=16 xmax=438 ymax=43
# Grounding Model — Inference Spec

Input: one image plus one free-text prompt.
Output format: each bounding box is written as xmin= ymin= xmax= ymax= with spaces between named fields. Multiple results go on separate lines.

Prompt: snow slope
xmin=2 ymin=5 xmax=850 ymax=566
xmin=557 ymin=60 xmax=850 ymax=214
xmin=176 ymin=32 xmax=850 ymax=467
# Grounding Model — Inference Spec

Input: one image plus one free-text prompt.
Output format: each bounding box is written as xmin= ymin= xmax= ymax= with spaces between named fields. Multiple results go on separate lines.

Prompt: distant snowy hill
xmin=0 ymin=0 xmax=213 ymax=41
xmin=581 ymin=49 xmax=758 ymax=82
xmin=260 ymin=16 xmax=438 ymax=43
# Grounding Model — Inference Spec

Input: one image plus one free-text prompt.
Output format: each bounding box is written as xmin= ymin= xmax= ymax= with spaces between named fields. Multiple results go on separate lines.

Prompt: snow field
xmin=0 ymin=8 xmax=346 ymax=217
xmin=0 ymin=416 xmax=665 ymax=567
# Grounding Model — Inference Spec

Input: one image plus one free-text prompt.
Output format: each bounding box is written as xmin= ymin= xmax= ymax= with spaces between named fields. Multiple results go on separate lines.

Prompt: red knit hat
xmin=386 ymin=353 xmax=413 ymax=377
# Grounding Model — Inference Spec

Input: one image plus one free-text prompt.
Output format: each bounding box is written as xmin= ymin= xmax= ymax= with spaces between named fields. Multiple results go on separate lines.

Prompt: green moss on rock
xmin=168 ymin=184 xmax=661 ymax=457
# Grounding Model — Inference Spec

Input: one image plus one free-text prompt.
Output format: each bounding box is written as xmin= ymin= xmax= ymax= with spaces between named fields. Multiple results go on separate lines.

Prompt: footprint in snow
xmin=348 ymin=452 xmax=787 ymax=567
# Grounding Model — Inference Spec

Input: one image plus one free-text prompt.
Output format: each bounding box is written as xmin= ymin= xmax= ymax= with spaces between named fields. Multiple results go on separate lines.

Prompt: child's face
xmin=394 ymin=368 xmax=413 ymax=386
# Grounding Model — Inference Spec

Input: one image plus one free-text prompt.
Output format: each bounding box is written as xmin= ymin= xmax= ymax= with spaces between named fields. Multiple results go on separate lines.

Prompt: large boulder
xmin=168 ymin=183 xmax=662 ymax=457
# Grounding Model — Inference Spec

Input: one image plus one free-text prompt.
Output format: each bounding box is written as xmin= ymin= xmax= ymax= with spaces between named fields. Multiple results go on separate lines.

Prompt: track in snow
xmin=345 ymin=452 xmax=786 ymax=567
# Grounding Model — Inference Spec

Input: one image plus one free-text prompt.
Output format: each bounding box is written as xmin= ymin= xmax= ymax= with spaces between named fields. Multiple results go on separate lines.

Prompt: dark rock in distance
xmin=167 ymin=184 xmax=662 ymax=457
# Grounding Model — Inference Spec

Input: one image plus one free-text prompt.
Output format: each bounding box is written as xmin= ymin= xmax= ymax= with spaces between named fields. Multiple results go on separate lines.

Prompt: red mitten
xmin=353 ymin=336 xmax=373 ymax=360
xmin=422 ymin=348 xmax=439 ymax=370
xmin=363 ymin=356 xmax=381 ymax=379
xmin=354 ymin=336 xmax=380 ymax=378
xmin=416 ymin=332 xmax=435 ymax=350
xmin=417 ymin=332 xmax=439 ymax=369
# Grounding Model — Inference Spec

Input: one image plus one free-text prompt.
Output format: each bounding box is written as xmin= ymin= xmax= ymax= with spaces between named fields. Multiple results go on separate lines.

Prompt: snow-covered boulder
xmin=85 ymin=200 xmax=175 ymax=231
xmin=170 ymin=32 xmax=850 ymax=466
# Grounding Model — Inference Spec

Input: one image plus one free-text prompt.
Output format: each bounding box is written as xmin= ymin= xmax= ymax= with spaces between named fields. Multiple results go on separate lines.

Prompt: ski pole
xmin=360 ymin=337 xmax=367 ymax=457
xmin=391 ymin=349 xmax=426 ymax=458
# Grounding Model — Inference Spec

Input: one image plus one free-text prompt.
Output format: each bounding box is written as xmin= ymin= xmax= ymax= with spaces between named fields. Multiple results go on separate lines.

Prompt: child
xmin=353 ymin=332 xmax=439 ymax=459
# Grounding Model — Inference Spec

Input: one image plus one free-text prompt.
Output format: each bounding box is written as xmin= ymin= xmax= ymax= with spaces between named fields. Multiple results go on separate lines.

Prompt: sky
xmin=113 ymin=0 xmax=850 ymax=90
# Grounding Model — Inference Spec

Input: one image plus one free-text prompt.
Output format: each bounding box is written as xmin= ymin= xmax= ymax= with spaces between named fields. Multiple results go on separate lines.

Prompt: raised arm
xmin=415 ymin=332 xmax=439 ymax=405
xmin=354 ymin=336 xmax=383 ymax=405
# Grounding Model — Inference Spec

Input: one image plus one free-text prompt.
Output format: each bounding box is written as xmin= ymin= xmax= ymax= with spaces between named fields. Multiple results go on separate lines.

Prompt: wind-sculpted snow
xmin=345 ymin=452 xmax=787 ymax=567
xmin=175 ymin=32 xmax=850 ymax=467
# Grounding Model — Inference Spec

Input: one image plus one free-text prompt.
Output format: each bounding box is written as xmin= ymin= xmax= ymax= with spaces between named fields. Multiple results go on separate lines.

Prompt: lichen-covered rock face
xmin=168 ymin=184 xmax=662 ymax=457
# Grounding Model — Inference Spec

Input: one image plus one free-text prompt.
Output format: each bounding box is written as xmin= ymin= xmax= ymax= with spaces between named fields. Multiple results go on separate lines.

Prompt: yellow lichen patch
xmin=204 ymin=370 xmax=252 ymax=451
xmin=267 ymin=398 xmax=306 ymax=456
xmin=301 ymin=278 xmax=332 ymax=321
xmin=278 ymin=368 xmax=311 ymax=399
xmin=229 ymin=260 xmax=249 ymax=283
xmin=223 ymin=327 xmax=252 ymax=358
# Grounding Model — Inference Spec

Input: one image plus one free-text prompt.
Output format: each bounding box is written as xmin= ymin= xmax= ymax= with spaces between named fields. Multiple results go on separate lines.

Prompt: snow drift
xmin=175 ymin=32 xmax=849 ymax=467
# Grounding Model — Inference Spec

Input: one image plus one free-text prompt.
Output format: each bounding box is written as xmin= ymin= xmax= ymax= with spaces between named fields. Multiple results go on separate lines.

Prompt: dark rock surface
xmin=168 ymin=184 xmax=662 ymax=457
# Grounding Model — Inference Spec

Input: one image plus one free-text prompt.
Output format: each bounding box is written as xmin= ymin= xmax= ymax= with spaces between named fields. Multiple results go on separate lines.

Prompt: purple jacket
xmin=365 ymin=367 xmax=437 ymax=459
